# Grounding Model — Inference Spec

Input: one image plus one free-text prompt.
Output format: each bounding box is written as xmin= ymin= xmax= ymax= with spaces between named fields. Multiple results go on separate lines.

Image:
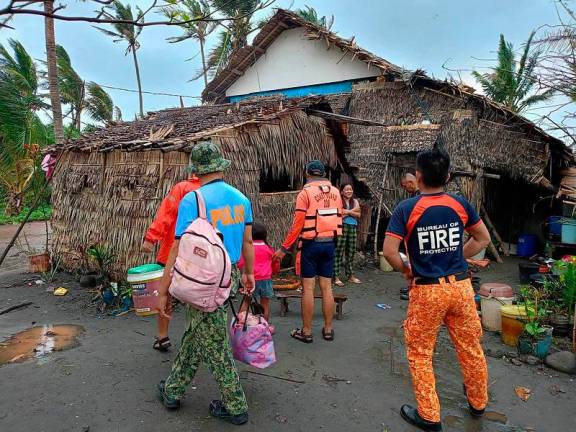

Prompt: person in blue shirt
xmin=383 ymin=147 xmax=491 ymax=432
xmin=155 ymin=140 xmax=255 ymax=426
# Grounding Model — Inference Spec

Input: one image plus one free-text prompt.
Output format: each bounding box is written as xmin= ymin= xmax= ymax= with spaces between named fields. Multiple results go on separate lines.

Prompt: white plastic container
xmin=479 ymin=283 xmax=515 ymax=332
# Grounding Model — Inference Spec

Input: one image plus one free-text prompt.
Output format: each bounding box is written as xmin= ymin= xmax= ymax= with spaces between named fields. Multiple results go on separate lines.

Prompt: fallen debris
xmin=242 ymin=370 xmax=305 ymax=384
xmin=53 ymin=287 xmax=68 ymax=296
xmin=322 ymin=374 xmax=352 ymax=387
xmin=376 ymin=303 xmax=392 ymax=310
xmin=0 ymin=301 xmax=33 ymax=316
xmin=520 ymin=355 xmax=541 ymax=366
xmin=548 ymin=385 xmax=567 ymax=396
xmin=515 ymin=386 xmax=532 ymax=401
xmin=510 ymin=358 xmax=523 ymax=366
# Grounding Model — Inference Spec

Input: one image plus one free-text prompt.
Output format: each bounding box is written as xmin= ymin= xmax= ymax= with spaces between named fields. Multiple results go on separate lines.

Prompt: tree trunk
xmin=76 ymin=81 xmax=85 ymax=131
xmin=131 ymin=46 xmax=144 ymax=117
xmin=199 ymin=36 xmax=208 ymax=88
xmin=43 ymin=0 xmax=64 ymax=145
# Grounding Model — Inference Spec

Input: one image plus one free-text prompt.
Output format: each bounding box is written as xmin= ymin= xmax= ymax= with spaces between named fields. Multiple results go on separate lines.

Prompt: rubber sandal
xmin=334 ymin=278 xmax=345 ymax=287
xmin=153 ymin=336 xmax=171 ymax=352
xmin=322 ymin=328 xmax=334 ymax=341
xmin=348 ymin=276 xmax=362 ymax=284
xmin=290 ymin=328 xmax=313 ymax=343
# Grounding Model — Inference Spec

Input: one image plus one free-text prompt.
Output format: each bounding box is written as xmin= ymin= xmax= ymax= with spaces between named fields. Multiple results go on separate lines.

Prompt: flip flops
xmin=322 ymin=328 xmax=334 ymax=341
xmin=153 ymin=336 xmax=171 ymax=352
xmin=290 ymin=328 xmax=313 ymax=343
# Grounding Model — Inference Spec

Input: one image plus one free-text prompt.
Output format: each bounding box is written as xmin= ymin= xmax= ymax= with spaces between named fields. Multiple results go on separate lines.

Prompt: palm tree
xmin=296 ymin=5 xmax=333 ymax=29
xmin=162 ymin=0 xmax=216 ymax=87
xmin=0 ymin=40 xmax=50 ymax=214
xmin=54 ymin=45 xmax=115 ymax=129
xmin=55 ymin=45 xmax=84 ymax=130
xmin=472 ymin=32 xmax=555 ymax=113
xmin=96 ymin=1 xmax=145 ymax=117
xmin=43 ymin=0 xmax=65 ymax=145
xmin=207 ymin=0 xmax=260 ymax=78
xmin=85 ymin=81 xmax=115 ymax=124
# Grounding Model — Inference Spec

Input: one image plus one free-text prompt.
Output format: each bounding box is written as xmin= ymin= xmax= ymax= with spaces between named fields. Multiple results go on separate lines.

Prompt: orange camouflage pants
xmin=404 ymin=276 xmax=488 ymax=423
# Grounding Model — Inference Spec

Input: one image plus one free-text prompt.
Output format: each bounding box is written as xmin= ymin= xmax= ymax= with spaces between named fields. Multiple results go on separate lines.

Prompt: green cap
xmin=188 ymin=140 xmax=231 ymax=175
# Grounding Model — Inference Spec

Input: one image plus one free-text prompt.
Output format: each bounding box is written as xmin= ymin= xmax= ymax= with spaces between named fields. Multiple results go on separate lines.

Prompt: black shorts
xmin=300 ymin=240 xmax=335 ymax=278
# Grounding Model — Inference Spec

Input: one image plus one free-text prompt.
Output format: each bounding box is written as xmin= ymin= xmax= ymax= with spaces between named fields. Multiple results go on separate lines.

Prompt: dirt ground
xmin=0 ymin=221 xmax=51 ymax=278
xmin=1 ymin=258 xmax=575 ymax=432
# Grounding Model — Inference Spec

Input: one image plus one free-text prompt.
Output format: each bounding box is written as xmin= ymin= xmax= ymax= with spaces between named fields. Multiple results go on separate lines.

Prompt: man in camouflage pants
xmin=156 ymin=140 xmax=255 ymax=426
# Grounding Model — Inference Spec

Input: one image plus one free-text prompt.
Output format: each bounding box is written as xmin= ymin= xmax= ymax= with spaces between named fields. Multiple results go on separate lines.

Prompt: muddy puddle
xmin=443 ymin=411 xmax=536 ymax=432
xmin=0 ymin=325 xmax=84 ymax=366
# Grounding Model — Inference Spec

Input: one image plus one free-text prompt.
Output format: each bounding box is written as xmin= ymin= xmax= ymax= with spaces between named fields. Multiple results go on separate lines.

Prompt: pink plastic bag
xmin=229 ymin=297 xmax=276 ymax=369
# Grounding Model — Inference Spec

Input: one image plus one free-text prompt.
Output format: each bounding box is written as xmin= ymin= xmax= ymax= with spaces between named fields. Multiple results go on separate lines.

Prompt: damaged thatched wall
xmin=346 ymin=81 xmax=559 ymax=213
xmin=52 ymin=107 xmax=337 ymax=274
xmin=349 ymin=81 xmax=552 ymax=179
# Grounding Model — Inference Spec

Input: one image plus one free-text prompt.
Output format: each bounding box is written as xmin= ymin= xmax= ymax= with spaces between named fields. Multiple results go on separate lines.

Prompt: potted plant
xmin=546 ymin=260 xmax=576 ymax=336
xmin=518 ymin=285 xmax=554 ymax=359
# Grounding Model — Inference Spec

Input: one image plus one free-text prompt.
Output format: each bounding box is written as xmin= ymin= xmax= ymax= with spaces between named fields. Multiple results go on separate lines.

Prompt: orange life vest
xmin=301 ymin=180 xmax=343 ymax=240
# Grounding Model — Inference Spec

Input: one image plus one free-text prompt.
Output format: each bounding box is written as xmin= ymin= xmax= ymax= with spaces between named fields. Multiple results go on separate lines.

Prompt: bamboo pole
xmin=373 ymin=158 xmax=390 ymax=259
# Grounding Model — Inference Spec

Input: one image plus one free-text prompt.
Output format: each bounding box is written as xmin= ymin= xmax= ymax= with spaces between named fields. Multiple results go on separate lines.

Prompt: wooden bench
xmin=275 ymin=290 xmax=348 ymax=320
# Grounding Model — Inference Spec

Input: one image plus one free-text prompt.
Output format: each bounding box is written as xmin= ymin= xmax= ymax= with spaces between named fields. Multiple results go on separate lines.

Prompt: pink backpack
xmin=169 ymin=190 xmax=232 ymax=312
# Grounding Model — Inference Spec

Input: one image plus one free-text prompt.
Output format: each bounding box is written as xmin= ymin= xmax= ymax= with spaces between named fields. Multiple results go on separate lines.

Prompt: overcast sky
xmin=0 ymin=0 xmax=565 ymax=123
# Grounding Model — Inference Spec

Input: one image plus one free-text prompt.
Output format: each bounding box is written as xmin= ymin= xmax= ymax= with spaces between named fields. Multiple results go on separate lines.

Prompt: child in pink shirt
xmin=240 ymin=222 xmax=279 ymax=328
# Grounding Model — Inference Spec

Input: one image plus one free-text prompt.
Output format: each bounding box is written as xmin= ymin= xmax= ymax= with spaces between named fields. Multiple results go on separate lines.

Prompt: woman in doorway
xmin=334 ymin=183 xmax=362 ymax=286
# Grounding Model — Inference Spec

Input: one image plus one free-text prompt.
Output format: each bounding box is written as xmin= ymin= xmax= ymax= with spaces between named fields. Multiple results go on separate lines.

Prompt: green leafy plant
xmin=561 ymin=261 xmax=576 ymax=314
xmin=40 ymin=257 xmax=61 ymax=284
xmin=87 ymin=244 xmax=115 ymax=279
xmin=519 ymin=284 xmax=550 ymax=339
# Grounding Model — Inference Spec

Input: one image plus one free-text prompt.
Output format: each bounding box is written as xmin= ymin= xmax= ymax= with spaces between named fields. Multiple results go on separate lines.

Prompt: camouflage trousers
xmin=164 ymin=267 xmax=248 ymax=415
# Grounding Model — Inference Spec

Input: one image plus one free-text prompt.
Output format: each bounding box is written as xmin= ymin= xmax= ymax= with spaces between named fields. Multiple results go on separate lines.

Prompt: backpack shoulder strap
xmin=194 ymin=190 xmax=207 ymax=220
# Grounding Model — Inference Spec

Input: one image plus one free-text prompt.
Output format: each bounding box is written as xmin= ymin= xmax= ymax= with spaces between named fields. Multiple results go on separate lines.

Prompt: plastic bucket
xmin=479 ymin=284 xmax=514 ymax=332
xmin=500 ymin=305 xmax=531 ymax=347
xmin=517 ymin=234 xmax=537 ymax=257
xmin=127 ymin=264 xmax=164 ymax=316
xmin=561 ymin=218 xmax=576 ymax=244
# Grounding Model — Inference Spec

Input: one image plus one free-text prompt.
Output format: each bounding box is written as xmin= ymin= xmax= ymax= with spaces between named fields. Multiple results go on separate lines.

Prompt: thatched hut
xmin=51 ymin=95 xmax=349 ymax=273
xmin=52 ymin=8 xmax=574 ymax=272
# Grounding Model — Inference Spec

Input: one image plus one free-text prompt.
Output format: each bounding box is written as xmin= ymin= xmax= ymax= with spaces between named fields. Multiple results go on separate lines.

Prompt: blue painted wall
xmin=228 ymin=81 xmax=354 ymax=102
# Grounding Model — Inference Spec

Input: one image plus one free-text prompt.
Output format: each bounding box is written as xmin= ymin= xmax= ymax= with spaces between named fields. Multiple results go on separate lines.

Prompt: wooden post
xmin=481 ymin=205 xmax=508 ymax=256
xmin=373 ymin=158 xmax=390 ymax=259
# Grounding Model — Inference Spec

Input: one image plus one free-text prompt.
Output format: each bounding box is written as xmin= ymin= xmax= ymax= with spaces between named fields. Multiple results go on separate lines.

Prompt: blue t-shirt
xmin=386 ymin=192 xmax=481 ymax=279
xmin=343 ymin=199 xmax=359 ymax=226
xmin=175 ymin=180 xmax=253 ymax=263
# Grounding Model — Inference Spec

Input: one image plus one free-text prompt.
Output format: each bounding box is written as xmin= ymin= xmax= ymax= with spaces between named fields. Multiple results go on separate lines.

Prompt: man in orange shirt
xmin=142 ymin=175 xmax=200 ymax=351
xmin=274 ymin=160 xmax=342 ymax=343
